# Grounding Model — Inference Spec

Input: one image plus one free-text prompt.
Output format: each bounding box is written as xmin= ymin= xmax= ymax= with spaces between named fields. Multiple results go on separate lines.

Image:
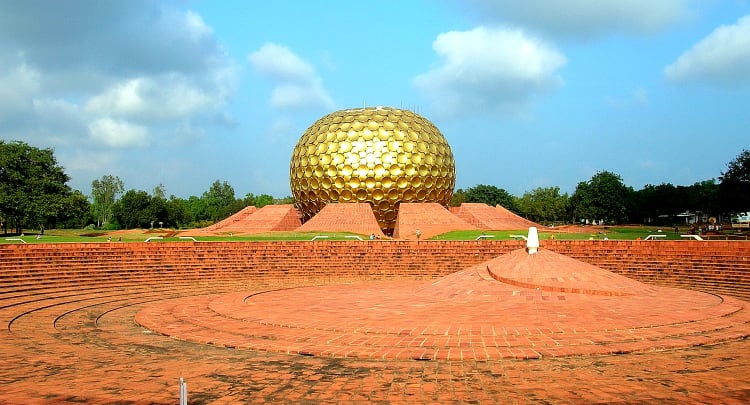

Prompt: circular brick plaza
xmin=1 ymin=241 xmax=749 ymax=403
xmin=136 ymin=248 xmax=750 ymax=361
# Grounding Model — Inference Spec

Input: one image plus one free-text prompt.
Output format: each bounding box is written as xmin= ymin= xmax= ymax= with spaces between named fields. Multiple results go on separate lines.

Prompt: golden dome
xmin=290 ymin=106 xmax=455 ymax=233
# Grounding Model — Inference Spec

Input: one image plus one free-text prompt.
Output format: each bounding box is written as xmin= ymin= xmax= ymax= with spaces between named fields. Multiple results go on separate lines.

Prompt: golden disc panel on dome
xmin=290 ymin=106 xmax=455 ymax=233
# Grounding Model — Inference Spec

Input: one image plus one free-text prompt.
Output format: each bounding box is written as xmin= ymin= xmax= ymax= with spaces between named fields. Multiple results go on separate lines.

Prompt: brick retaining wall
xmin=1 ymin=240 xmax=748 ymax=300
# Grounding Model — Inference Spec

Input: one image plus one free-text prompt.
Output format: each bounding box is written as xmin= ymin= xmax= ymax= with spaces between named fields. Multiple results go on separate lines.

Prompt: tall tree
xmin=91 ymin=175 xmax=124 ymax=228
xmin=165 ymin=195 xmax=190 ymax=228
xmin=244 ymin=193 xmax=274 ymax=208
xmin=570 ymin=171 xmax=633 ymax=224
xmin=152 ymin=183 xmax=167 ymax=200
xmin=463 ymin=184 xmax=518 ymax=212
xmin=113 ymin=190 xmax=151 ymax=229
xmin=202 ymin=180 xmax=237 ymax=222
xmin=0 ymin=141 xmax=74 ymax=234
xmin=719 ymin=149 xmax=750 ymax=214
xmin=516 ymin=186 xmax=569 ymax=223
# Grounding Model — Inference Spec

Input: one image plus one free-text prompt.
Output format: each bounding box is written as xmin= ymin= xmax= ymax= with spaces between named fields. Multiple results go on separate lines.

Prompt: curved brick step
xmin=135 ymin=279 xmax=750 ymax=361
xmin=1 ymin=279 xmax=253 ymax=335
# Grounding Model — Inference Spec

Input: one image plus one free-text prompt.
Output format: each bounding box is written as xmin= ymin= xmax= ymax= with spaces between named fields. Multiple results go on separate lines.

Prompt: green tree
xmin=274 ymin=195 xmax=295 ymax=205
xmin=152 ymin=183 xmax=167 ymax=200
xmin=463 ymin=184 xmax=518 ymax=212
xmin=0 ymin=141 xmax=75 ymax=234
xmin=570 ymin=171 xmax=633 ymax=224
xmin=165 ymin=196 xmax=190 ymax=228
xmin=202 ymin=180 xmax=237 ymax=222
xmin=184 ymin=195 xmax=207 ymax=224
xmin=633 ymin=183 xmax=679 ymax=224
xmin=719 ymin=149 xmax=750 ymax=214
xmin=56 ymin=190 xmax=91 ymax=229
xmin=516 ymin=186 xmax=569 ymax=224
xmin=449 ymin=188 xmax=466 ymax=207
xmin=686 ymin=180 xmax=719 ymax=215
xmin=113 ymin=190 xmax=152 ymax=229
xmin=90 ymin=175 xmax=124 ymax=228
xmin=244 ymin=193 xmax=274 ymax=208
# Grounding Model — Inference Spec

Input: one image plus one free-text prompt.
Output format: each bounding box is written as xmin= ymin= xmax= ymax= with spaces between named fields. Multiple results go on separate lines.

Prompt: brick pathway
xmin=1 ymin=294 xmax=748 ymax=404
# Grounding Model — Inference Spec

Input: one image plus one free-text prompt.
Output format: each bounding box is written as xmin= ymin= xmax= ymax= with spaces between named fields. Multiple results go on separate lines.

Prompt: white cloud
xmin=0 ymin=61 xmax=41 ymax=116
xmin=665 ymin=14 xmax=750 ymax=87
xmin=249 ymin=43 xmax=334 ymax=110
xmin=249 ymin=43 xmax=316 ymax=82
xmin=0 ymin=2 xmax=237 ymax=150
xmin=414 ymin=26 xmax=566 ymax=117
xmin=84 ymin=74 xmax=225 ymax=121
xmin=88 ymin=118 xmax=149 ymax=148
xmin=463 ymin=0 xmax=688 ymax=39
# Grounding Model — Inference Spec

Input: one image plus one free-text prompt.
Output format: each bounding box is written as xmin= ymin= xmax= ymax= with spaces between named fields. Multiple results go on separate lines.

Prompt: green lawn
xmin=2 ymin=226 xmax=692 ymax=243
xmin=431 ymin=227 xmax=684 ymax=241
xmin=0 ymin=229 xmax=374 ymax=244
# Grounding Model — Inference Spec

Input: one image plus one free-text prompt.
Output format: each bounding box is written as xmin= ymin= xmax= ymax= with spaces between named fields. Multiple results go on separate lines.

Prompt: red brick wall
xmin=1 ymin=240 xmax=748 ymax=300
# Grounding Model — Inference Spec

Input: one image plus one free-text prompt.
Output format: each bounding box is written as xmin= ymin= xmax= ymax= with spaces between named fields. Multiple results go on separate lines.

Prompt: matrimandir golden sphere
xmin=290 ymin=106 xmax=455 ymax=233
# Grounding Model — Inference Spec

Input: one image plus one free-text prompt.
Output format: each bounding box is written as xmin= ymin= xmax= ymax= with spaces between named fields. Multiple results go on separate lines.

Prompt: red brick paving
xmin=1 ymin=242 xmax=749 ymax=403
xmin=136 ymin=249 xmax=750 ymax=361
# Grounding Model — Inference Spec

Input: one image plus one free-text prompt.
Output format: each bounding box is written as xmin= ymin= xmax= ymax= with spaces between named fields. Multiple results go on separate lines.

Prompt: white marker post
xmin=179 ymin=377 xmax=187 ymax=405
xmin=526 ymin=227 xmax=539 ymax=255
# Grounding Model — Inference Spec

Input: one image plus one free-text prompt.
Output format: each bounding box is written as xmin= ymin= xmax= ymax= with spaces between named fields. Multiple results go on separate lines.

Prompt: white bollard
xmin=179 ymin=377 xmax=187 ymax=405
xmin=526 ymin=227 xmax=539 ymax=255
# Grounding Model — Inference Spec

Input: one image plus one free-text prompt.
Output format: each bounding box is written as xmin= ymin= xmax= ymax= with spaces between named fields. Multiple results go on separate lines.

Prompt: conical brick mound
xmin=454 ymin=203 xmax=544 ymax=230
xmin=484 ymin=248 xmax=656 ymax=296
xmin=296 ymin=203 xmax=385 ymax=238
xmin=393 ymin=203 xmax=476 ymax=239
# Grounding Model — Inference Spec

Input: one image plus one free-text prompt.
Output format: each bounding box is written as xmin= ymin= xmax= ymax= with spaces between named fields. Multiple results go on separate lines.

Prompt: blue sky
xmin=1 ymin=0 xmax=748 ymax=199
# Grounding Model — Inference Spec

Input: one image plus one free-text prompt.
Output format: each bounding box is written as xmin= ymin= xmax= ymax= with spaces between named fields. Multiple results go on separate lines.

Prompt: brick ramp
xmin=393 ymin=202 xmax=476 ymax=239
xmin=197 ymin=205 xmax=257 ymax=232
xmin=296 ymin=202 xmax=385 ymax=238
xmin=453 ymin=202 xmax=545 ymax=230
xmin=183 ymin=204 xmax=301 ymax=235
xmin=136 ymin=250 xmax=750 ymax=361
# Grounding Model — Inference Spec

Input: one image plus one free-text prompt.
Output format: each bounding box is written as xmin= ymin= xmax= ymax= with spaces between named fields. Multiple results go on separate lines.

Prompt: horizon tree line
xmin=1 ymin=140 xmax=748 ymax=233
